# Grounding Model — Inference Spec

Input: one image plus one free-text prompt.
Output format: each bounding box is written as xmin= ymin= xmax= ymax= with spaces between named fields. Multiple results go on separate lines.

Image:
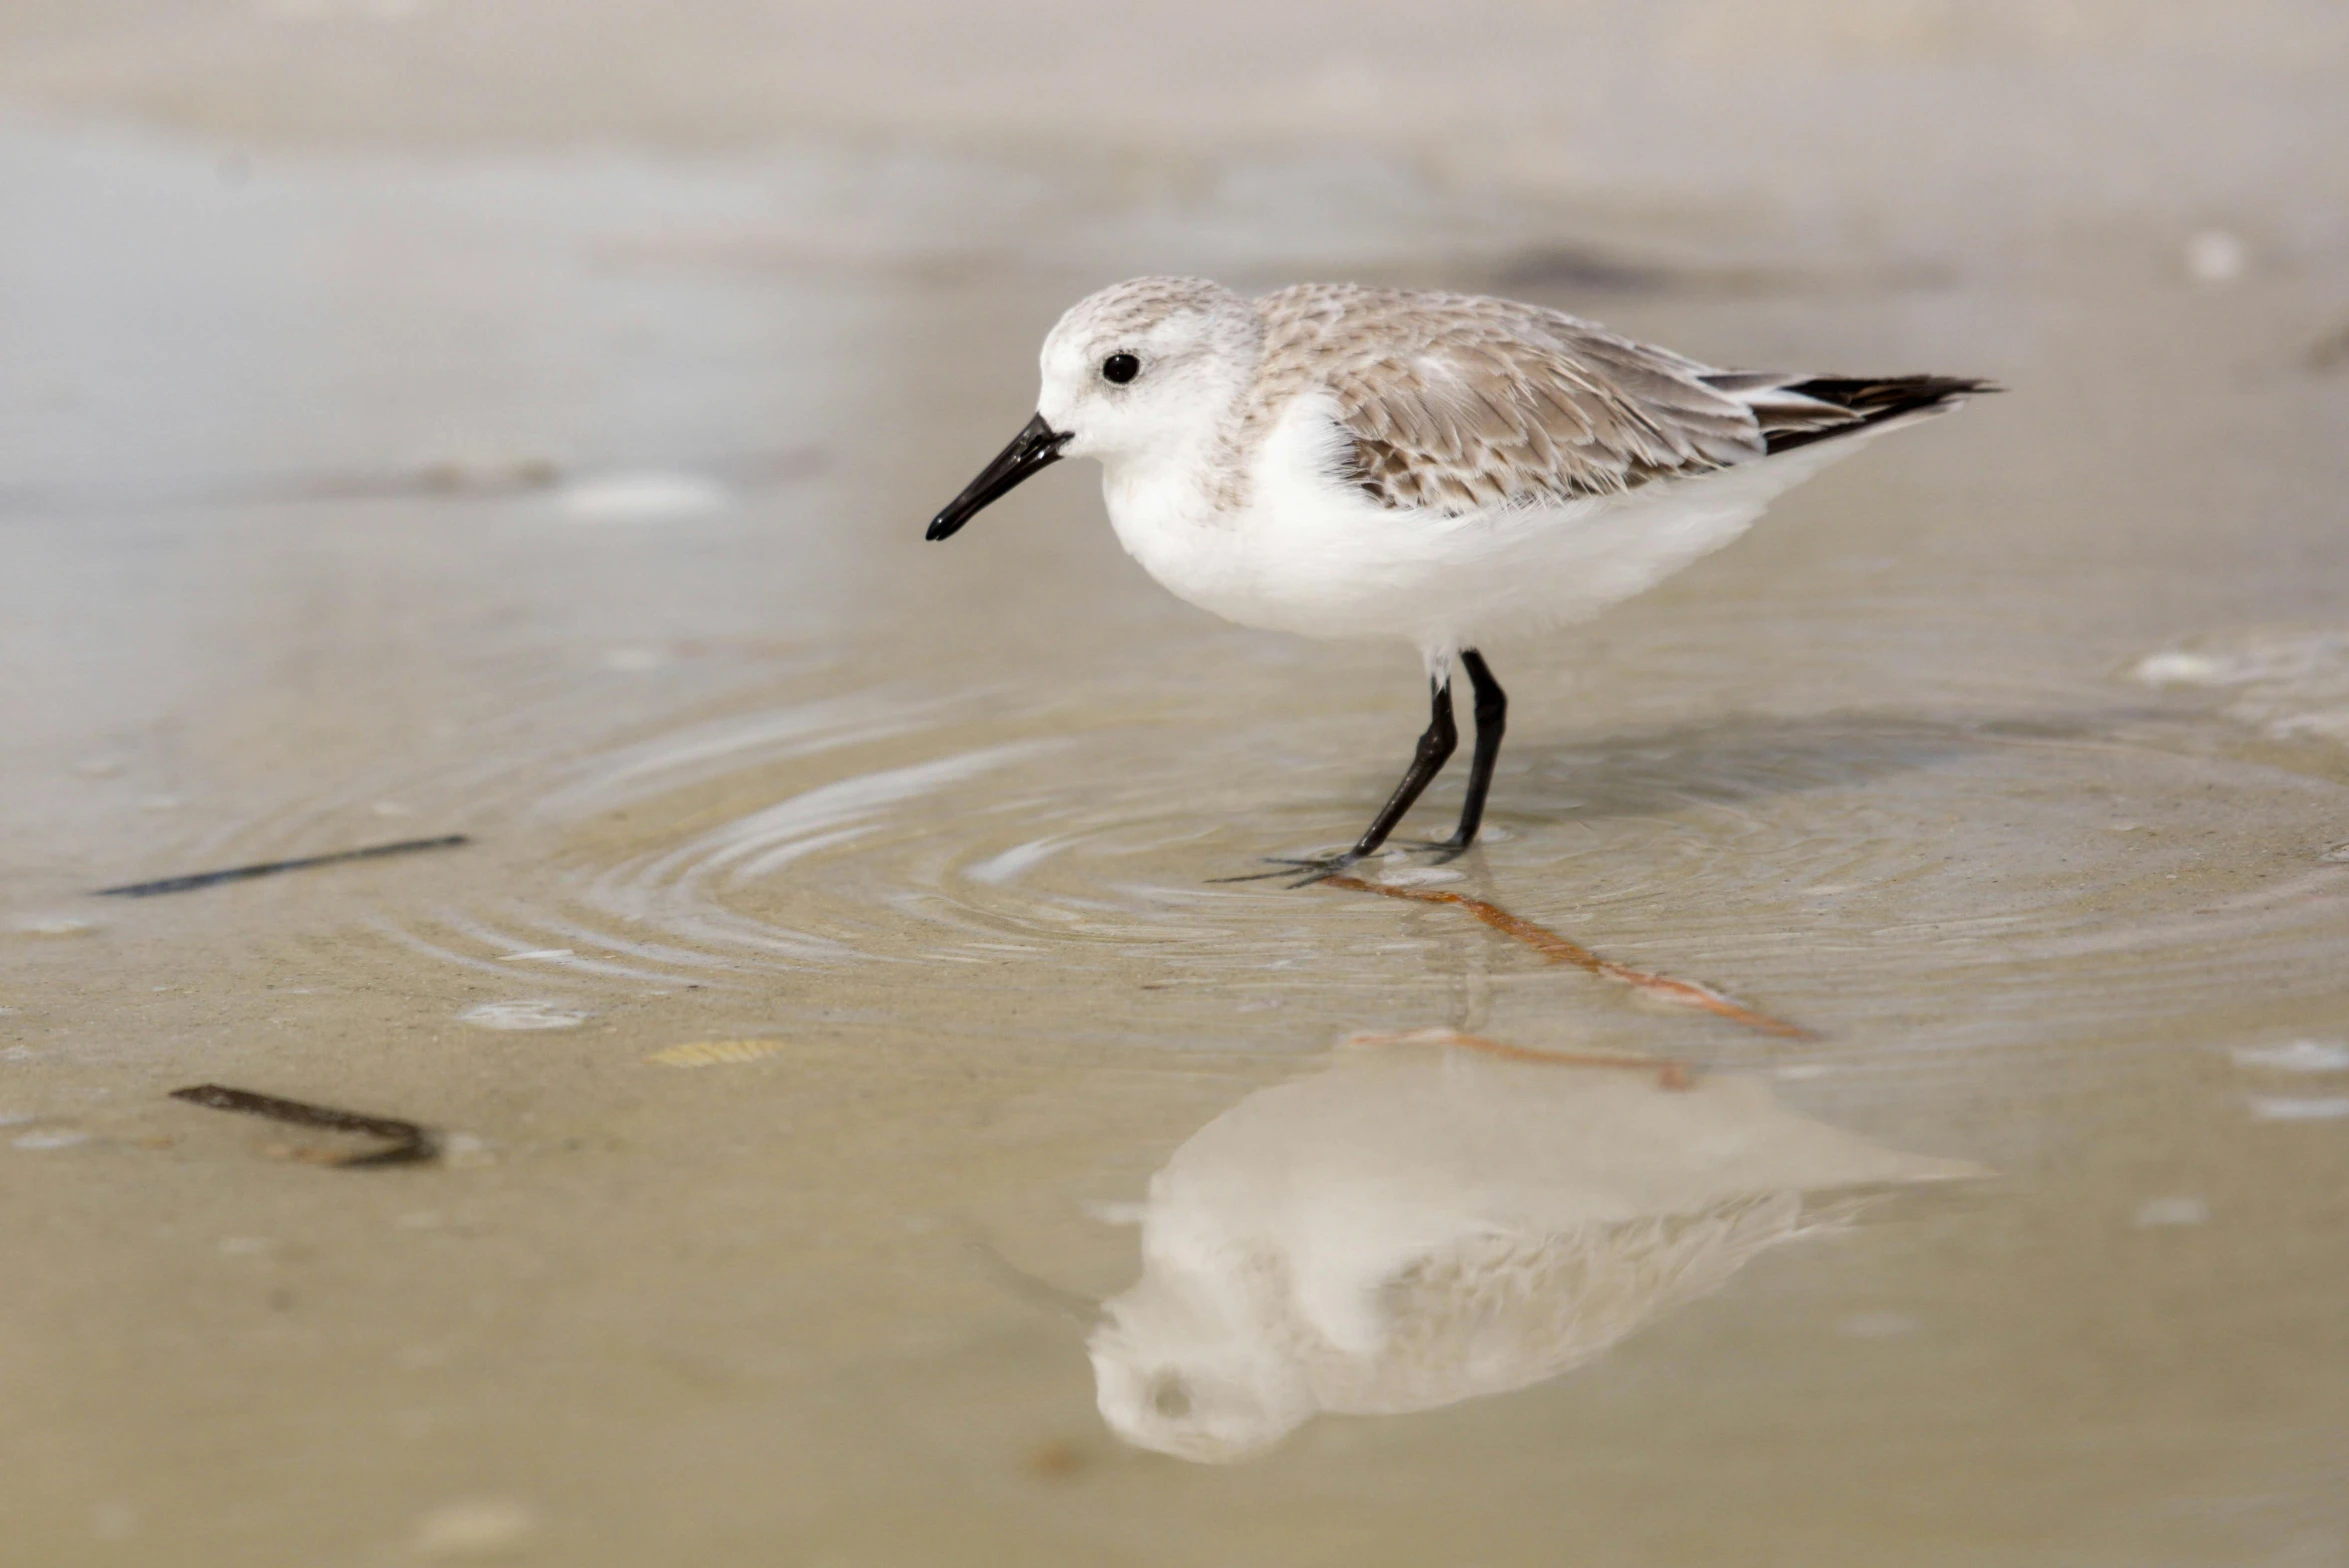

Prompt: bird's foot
xmin=1208 ymin=852 xmax=1370 ymax=889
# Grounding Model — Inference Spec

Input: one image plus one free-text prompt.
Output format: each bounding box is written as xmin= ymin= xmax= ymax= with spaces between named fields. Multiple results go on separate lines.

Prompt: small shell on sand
xmin=2132 ymin=1196 xmax=2210 ymax=1228
xmin=646 ymin=1039 xmax=788 ymax=1068
xmin=459 ymin=1001 xmax=589 ymax=1031
xmin=12 ymin=915 xmax=102 ymax=938
xmin=412 ymin=1497 xmax=537 ymax=1558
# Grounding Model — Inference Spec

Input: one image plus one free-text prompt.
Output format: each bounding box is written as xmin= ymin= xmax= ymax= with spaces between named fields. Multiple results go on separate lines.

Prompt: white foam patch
xmin=2131 ymin=631 xmax=2349 ymax=744
xmin=2248 ymin=1095 xmax=2349 ymax=1122
xmin=413 ymin=1497 xmax=537 ymax=1557
xmin=2132 ymin=1196 xmax=2210 ymax=1228
xmin=2184 ymin=227 xmax=2249 ymax=284
xmin=2132 ymin=652 xmax=2228 ymax=685
xmin=2231 ymin=1040 xmax=2349 ymax=1073
xmin=443 ymin=1133 xmax=497 ymax=1168
xmin=459 ymin=1000 xmax=589 ymax=1031
xmin=558 ymin=471 xmax=731 ymax=523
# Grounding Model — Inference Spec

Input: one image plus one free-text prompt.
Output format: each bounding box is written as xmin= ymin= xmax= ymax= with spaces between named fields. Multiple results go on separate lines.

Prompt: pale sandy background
xmin=3 ymin=4 xmax=2347 ymax=1566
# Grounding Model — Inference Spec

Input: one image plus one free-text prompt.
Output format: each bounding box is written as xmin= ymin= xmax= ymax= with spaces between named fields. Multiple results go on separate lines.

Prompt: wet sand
xmin=4 ymin=6 xmax=2349 ymax=1563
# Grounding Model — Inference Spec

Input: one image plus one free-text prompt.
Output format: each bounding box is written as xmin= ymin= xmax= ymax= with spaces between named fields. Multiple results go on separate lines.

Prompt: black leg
xmin=1217 ymin=674 xmax=1457 ymax=886
xmin=1425 ymin=648 xmax=1506 ymax=859
xmin=1348 ymin=673 xmax=1459 ymax=859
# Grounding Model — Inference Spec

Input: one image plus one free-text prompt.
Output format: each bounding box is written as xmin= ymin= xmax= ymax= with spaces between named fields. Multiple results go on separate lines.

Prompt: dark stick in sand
xmin=168 ymin=1084 xmax=439 ymax=1168
xmin=96 ymin=834 xmax=469 ymax=898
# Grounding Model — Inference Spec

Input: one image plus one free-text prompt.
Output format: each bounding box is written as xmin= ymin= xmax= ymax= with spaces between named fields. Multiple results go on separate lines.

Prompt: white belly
xmin=1102 ymin=398 xmax=1866 ymax=653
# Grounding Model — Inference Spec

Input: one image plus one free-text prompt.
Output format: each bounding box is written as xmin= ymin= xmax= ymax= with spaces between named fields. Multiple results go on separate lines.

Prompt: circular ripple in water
xmin=159 ymin=682 xmax=2349 ymax=1055
xmin=350 ymin=684 xmax=1413 ymax=999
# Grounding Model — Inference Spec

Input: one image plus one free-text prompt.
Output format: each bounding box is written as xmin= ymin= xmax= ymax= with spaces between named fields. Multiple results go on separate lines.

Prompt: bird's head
xmin=926 ymin=276 xmax=1258 ymax=541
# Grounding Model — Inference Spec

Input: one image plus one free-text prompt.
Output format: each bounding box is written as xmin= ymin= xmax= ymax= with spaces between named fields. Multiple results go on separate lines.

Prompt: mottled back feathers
xmin=1243 ymin=284 xmax=1991 ymax=515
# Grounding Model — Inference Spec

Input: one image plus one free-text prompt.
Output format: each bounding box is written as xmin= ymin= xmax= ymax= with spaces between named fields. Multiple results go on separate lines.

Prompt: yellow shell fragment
xmin=645 ymin=1039 xmax=789 ymax=1068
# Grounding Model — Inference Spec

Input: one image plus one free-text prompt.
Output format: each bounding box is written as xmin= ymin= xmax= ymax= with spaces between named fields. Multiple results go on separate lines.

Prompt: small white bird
xmin=929 ymin=278 xmax=1992 ymax=882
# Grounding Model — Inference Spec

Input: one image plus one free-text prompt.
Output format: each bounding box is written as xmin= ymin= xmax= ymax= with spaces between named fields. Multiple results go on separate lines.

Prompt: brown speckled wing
xmin=1252 ymin=284 xmax=1766 ymax=513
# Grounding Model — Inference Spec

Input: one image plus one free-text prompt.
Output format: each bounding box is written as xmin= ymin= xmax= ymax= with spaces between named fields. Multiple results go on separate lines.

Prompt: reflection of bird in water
xmin=1089 ymin=1032 xmax=1980 ymax=1462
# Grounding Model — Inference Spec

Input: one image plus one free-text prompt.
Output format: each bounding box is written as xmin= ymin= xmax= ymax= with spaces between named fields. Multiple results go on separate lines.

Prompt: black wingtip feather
xmin=1760 ymin=374 xmax=1999 ymax=455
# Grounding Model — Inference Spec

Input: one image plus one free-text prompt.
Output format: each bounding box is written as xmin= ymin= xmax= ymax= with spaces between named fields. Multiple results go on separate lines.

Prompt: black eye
xmin=1101 ymin=352 xmax=1141 ymax=385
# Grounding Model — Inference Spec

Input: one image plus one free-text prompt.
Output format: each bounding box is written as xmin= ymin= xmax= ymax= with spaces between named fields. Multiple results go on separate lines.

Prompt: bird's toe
xmin=1208 ymin=853 xmax=1367 ymax=887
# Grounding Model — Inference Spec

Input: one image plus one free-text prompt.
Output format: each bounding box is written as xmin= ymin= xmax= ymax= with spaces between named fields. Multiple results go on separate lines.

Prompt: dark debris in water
xmin=95 ymin=834 xmax=469 ymax=897
xmin=1492 ymin=244 xmax=1686 ymax=294
xmin=2309 ymin=317 xmax=2349 ymax=375
xmin=168 ymin=1084 xmax=439 ymax=1168
xmin=0 ymin=446 xmax=823 ymax=519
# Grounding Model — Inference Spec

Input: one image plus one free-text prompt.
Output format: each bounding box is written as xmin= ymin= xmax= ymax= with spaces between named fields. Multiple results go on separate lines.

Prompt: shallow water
xmin=4 ymin=93 xmax=2349 ymax=1567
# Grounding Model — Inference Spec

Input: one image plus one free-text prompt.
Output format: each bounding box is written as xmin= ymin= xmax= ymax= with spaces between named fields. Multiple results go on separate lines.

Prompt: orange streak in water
xmin=1323 ymin=876 xmax=1815 ymax=1040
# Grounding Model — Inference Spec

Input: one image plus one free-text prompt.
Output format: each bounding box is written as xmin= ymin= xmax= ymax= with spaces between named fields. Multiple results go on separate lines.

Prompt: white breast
xmin=1100 ymin=394 xmax=1872 ymax=653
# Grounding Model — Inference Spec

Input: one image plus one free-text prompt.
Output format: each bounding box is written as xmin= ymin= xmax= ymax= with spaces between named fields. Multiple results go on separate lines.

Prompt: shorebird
xmin=927 ymin=278 xmax=1992 ymax=883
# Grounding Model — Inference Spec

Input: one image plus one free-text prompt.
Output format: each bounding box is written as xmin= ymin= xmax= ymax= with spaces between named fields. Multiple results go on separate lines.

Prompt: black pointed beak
xmin=926 ymin=413 xmax=1071 ymax=541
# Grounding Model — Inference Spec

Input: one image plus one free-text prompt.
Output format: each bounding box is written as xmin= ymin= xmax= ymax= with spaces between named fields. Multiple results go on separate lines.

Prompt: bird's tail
xmin=1703 ymin=372 xmax=2000 ymax=455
